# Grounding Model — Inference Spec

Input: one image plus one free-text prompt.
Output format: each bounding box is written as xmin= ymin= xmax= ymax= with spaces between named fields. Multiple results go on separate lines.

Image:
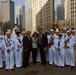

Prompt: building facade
xmin=16 ymin=5 xmax=25 ymax=30
xmin=25 ymin=0 xmax=32 ymax=32
xmin=1 ymin=0 xmax=14 ymax=29
xmin=57 ymin=4 xmax=65 ymax=20
xmin=32 ymin=0 xmax=54 ymax=32
xmin=64 ymin=0 xmax=76 ymax=30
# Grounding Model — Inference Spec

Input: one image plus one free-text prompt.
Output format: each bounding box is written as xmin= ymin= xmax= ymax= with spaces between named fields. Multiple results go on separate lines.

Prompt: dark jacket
xmin=38 ymin=33 xmax=48 ymax=48
xmin=23 ymin=36 xmax=32 ymax=50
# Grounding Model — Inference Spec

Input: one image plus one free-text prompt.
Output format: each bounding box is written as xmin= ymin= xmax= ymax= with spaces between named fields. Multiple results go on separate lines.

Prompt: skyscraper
xmin=1 ymin=0 xmax=14 ymax=29
xmin=32 ymin=0 xmax=54 ymax=32
xmin=25 ymin=0 xmax=32 ymax=32
xmin=64 ymin=0 xmax=76 ymax=30
xmin=16 ymin=5 xmax=25 ymax=30
xmin=57 ymin=2 xmax=64 ymax=20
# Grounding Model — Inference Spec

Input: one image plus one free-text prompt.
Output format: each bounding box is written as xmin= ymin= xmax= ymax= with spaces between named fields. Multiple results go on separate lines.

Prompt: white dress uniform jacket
xmin=48 ymin=34 xmax=57 ymax=65
xmin=14 ymin=35 xmax=23 ymax=68
xmin=0 ymin=35 xmax=4 ymax=68
xmin=66 ymin=35 xmax=75 ymax=66
xmin=55 ymin=38 xmax=65 ymax=67
xmin=4 ymin=37 xmax=14 ymax=70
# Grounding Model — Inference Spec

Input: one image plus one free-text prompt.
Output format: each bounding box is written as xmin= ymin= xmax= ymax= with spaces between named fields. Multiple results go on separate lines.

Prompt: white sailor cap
xmin=66 ymin=30 xmax=71 ymax=33
xmin=22 ymin=31 xmax=26 ymax=33
xmin=63 ymin=28 xmax=67 ymax=30
xmin=50 ymin=29 xmax=54 ymax=32
xmin=7 ymin=29 xmax=11 ymax=32
xmin=6 ymin=32 xmax=11 ymax=34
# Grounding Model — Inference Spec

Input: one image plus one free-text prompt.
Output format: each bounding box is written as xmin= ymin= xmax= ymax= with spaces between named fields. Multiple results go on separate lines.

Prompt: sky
xmin=13 ymin=0 xmax=60 ymax=6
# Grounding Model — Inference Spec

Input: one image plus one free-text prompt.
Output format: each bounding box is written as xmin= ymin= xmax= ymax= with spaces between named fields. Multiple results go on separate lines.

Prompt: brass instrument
xmin=48 ymin=37 xmax=54 ymax=47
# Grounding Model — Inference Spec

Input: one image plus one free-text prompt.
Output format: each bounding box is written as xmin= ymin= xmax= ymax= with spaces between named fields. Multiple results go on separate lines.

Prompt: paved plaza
xmin=0 ymin=51 xmax=76 ymax=75
xmin=0 ymin=63 xmax=76 ymax=75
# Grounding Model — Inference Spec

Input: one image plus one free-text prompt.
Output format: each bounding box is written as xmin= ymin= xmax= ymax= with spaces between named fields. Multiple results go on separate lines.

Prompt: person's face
xmin=16 ymin=33 xmax=20 ymax=37
xmin=34 ymin=33 xmax=37 ymax=37
xmin=7 ymin=34 xmax=10 ymax=38
xmin=59 ymin=36 xmax=62 ymax=39
xmin=38 ymin=29 xmax=42 ymax=34
xmin=50 ymin=31 xmax=54 ymax=35
xmin=67 ymin=32 xmax=71 ymax=36
xmin=27 ymin=31 xmax=31 ymax=36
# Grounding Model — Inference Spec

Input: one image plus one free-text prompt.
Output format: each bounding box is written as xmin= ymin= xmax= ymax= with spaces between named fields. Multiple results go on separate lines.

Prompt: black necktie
xmin=58 ymin=40 xmax=60 ymax=48
xmin=17 ymin=38 xmax=21 ymax=43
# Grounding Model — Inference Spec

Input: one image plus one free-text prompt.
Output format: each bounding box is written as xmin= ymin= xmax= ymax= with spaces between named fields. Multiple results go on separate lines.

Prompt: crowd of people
xmin=0 ymin=28 xmax=76 ymax=71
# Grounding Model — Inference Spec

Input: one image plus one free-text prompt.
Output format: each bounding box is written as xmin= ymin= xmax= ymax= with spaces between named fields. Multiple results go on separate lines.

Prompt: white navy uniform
xmin=55 ymin=37 xmax=65 ymax=67
xmin=14 ymin=35 xmax=23 ymax=68
xmin=48 ymin=34 xmax=56 ymax=65
xmin=1 ymin=35 xmax=5 ymax=62
xmin=65 ymin=35 xmax=75 ymax=66
xmin=4 ymin=36 xmax=14 ymax=70
xmin=0 ymin=35 xmax=4 ymax=68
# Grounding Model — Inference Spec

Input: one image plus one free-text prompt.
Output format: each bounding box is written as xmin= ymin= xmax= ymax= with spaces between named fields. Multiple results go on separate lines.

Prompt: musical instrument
xmin=48 ymin=36 xmax=54 ymax=47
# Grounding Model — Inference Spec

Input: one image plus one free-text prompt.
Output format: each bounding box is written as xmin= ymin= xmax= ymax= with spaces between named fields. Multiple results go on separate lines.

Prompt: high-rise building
xmin=32 ymin=0 xmax=54 ymax=32
xmin=25 ymin=0 xmax=32 ymax=32
xmin=64 ymin=0 xmax=76 ymax=30
xmin=1 ymin=0 xmax=14 ymax=29
xmin=0 ymin=0 xmax=2 ymax=22
xmin=16 ymin=5 xmax=25 ymax=30
xmin=57 ymin=3 xmax=64 ymax=20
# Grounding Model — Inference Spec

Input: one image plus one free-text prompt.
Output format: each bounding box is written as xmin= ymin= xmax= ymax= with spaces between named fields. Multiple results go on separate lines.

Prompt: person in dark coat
xmin=38 ymin=28 xmax=48 ymax=66
xmin=23 ymin=31 xmax=32 ymax=68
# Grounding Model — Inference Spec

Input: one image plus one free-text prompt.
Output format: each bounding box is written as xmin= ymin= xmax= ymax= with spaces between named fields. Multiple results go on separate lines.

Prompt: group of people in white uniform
xmin=0 ymin=28 xmax=76 ymax=71
xmin=0 ymin=29 xmax=23 ymax=71
xmin=48 ymin=28 xmax=76 ymax=69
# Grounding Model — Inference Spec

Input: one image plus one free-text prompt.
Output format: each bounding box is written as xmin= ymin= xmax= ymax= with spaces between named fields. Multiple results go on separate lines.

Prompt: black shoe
xmin=65 ymin=65 xmax=69 ymax=67
xmin=48 ymin=64 xmax=52 ymax=66
xmin=71 ymin=66 xmax=75 ymax=69
xmin=61 ymin=66 xmax=64 ymax=68
xmin=6 ymin=69 xmax=9 ymax=71
xmin=0 ymin=67 xmax=3 ymax=69
xmin=20 ymin=67 xmax=22 ymax=68
xmin=17 ymin=67 xmax=20 ymax=69
xmin=11 ymin=69 xmax=15 ymax=70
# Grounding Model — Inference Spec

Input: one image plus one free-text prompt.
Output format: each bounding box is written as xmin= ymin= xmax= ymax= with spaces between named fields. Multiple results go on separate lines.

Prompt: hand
xmin=7 ymin=49 xmax=10 ymax=53
xmin=18 ymin=45 xmax=20 ymax=48
xmin=57 ymin=48 xmax=60 ymax=51
xmin=17 ymin=49 xmax=19 ymax=51
xmin=25 ymin=49 xmax=27 ymax=52
xmin=66 ymin=46 xmax=70 ymax=48
xmin=44 ymin=47 xmax=47 ymax=51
